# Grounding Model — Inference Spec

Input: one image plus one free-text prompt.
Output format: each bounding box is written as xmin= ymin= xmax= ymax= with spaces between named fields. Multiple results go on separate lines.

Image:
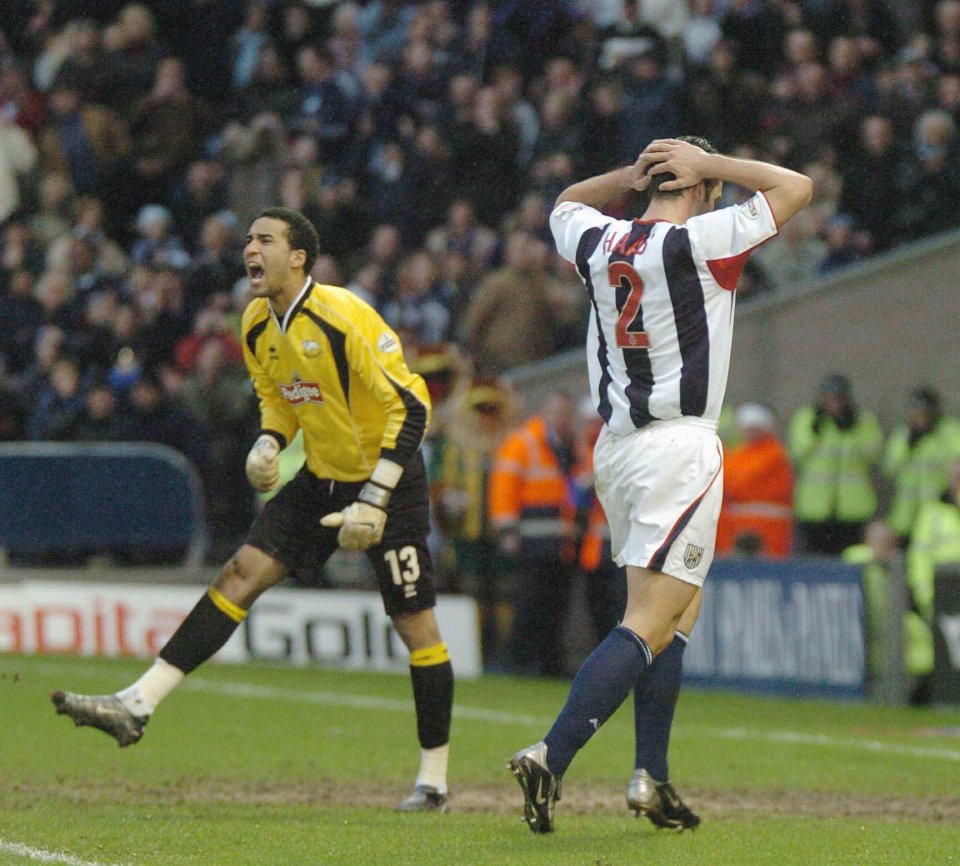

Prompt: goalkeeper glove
xmin=321 ymin=458 xmax=402 ymax=551
xmin=245 ymin=433 xmax=281 ymax=492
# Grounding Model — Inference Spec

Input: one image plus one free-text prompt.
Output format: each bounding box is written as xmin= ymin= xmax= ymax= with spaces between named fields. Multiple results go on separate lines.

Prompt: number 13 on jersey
xmin=610 ymin=262 xmax=650 ymax=350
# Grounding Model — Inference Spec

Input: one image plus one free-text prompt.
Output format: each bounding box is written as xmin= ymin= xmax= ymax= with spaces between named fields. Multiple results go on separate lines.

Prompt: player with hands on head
xmin=508 ymin=137 xmax=812 ymax=834
xmin=52 ymin=206 xmax=454 ymax=814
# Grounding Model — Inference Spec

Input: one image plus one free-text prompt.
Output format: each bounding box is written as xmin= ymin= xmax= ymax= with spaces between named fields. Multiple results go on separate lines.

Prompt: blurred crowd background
xmin=1 ymin=0 xmax=959 ymax=688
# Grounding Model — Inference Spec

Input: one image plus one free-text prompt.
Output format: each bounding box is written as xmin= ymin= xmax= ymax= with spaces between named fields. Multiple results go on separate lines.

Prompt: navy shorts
xmin=246 ymin=453 xmax=437 ymax=617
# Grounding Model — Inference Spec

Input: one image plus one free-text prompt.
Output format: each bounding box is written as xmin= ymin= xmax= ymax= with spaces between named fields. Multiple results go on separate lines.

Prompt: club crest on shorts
xmin=683 ymin=543 xmax=705 ymax=570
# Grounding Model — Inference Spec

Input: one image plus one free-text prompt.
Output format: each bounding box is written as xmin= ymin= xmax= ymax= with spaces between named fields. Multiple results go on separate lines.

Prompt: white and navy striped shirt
xmin=550 ymin=193 xmax=778 ymax=435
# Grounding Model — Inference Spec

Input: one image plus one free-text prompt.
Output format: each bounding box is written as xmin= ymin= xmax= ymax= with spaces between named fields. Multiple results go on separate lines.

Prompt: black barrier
xmin=0 ymin=443 xmax=206 ymax=565
xmin=685 ymin=558 xmax=866 ymax=699
xmin=932 ymin=565 xmax=960 ymax=704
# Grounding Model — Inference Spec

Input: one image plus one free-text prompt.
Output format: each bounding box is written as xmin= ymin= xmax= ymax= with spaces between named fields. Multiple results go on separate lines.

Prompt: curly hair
xmin=255 ymin=206 xmax=320 ymax=274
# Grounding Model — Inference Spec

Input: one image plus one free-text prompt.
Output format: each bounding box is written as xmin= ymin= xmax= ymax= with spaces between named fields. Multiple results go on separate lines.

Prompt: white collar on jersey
xmin=269 ymin=276 xmax=312 ymax=334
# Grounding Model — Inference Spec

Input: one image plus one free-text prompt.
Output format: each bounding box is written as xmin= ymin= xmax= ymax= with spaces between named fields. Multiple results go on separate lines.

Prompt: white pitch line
xmin=184 ymin=677 xmax=543 ymax=726
xmin=185 ymin=677 xmax=960 ymax=764
xmin=18 ymin=658 xmax=960 ymax=764
xmin=0 ymin=839 xmax=128 ymax=866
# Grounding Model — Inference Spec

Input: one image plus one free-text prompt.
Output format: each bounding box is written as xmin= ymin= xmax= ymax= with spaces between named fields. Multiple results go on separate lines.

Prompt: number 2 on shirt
xmin=609 ymin=262 xmax=650 ymax=349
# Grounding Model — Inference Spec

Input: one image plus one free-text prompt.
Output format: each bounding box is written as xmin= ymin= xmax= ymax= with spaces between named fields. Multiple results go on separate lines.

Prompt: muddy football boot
xmin=508 ymin=741 xmax=562 ymax=834
xmin=627 ymin=768 xmax=700 ymax=831
xmin=50 ymin=691 xmax=147 ymax=747
xmin=395 ymin=784 xmax=448 ymax=813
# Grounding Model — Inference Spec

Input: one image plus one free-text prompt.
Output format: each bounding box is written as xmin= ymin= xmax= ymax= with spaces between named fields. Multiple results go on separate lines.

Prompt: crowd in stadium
xmin=0 ymin=1 xmax=959 ymax=673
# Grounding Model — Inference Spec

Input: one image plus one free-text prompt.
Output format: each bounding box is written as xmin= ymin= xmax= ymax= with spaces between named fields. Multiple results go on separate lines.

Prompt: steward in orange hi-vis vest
xmin=488 ymin=415 xmax=577 ymax=560
xmin=716 ymin=404 xmax=794 ymax=557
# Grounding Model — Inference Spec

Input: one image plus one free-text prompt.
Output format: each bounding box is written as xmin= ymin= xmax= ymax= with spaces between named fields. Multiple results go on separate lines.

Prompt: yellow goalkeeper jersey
xmin=241 ymin=279 xmax=431 ymax=482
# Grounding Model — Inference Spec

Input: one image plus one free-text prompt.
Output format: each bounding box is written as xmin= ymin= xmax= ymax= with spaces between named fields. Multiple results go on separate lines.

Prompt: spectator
xmin=838 ymin=114 xmax=905 ymax=251
xmin=217 ymin=111 xmax=288 ymax=229
xmin=41 ymin=18 xmax=114 ymax=107
xmin=0 ymin=103 xmax=37 ymax=222
xmin=447 ymin=85 xmax=522 ymax=227
xmin=30 ymin=172 xmax=74 ymax=247
xmin=382 ymin=250 xmax=450 ymax=345
xmin=788 ymin=374 xmax=883 ymax=555
xmin=898 ymin=108 xmax=960 ymax=240
xmin=293 ymin=44 xmax=357 ymax=171
xmin=0 ymin=61 xmax=45 ymax=137
xmin=128 ymin=56 xmax=213 ymax=207
xmin=817 ymin=213 xmax=867 ymax=275
xmin=37 ymin=72 xmax=130 ymax=198
xmin=130 ymin=205 xmax=190 ymax=270
xmin=0 ymin=268 xmax=43 ymax=374
xmin=26 ymin=354 xmax=86 ymax=440
xmin=183 ymin=212 xmax=244 ymax=318
xmin=430 ymin=376 xmax=521 ymax=663
xmin=462 ymin=230 xmax=561 ymax=376
xmin=103 ymin=3 xmax=166 ymax=110
xmin=616 ymin=46 xmax=683 ymax=164
xmin=883 ymin=387 xmax=960 ymax=545
xmin=716 ymin=403 xmax=794 ymax=558
xmin=0 ymin=354 xmax=25 ymax=441
xmin=119 ymin=365 xmax=209 ymax=476
xmin=46 ymin=196 xmax=129 ymax=277
xmin=424 ymin=199 xmax=497 ymax=283
xmin=842 ymin=520 xmax=933 ymax=703
xmin=231 ymin=0 xmax=270 ymax=90
xmin=906 ymin=458 xmax=960 ymax=704
xmin=489 ymin=390 xmax=578 ymax=676
xmin=168 ymin=161 xmax=229 ymax=253
xmin=177 ymin=338 xmax=257 ymax=560
xmin=754 ymin=210 xmax=827 ymax=289
xmin=173 ymin=304 xmax=244 ymax=375
xmin=51 ymin=378 xmax=125 ymax=441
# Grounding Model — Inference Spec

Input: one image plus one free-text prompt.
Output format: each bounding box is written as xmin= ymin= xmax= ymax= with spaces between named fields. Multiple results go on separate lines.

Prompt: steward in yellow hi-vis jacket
xmin=49 ymin=208 xmax=453 ymax=814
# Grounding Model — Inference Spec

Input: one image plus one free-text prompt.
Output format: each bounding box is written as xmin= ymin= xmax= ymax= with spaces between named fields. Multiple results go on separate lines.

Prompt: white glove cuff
xmin=370 ymin=458 xmax=403 ymax=489
xmin=360 ymin=459 xmax=402 ymax=510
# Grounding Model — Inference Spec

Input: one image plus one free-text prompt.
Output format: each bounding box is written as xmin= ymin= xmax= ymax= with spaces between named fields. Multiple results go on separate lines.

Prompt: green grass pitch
xmin=1 ymin=654 xmax=959 ymax=866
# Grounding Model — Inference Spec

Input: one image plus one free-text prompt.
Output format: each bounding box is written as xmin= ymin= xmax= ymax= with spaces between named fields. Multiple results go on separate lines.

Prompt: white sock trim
xmin=117 ymin=658 xmax=185 ymax=716
xmin=415 ymin=744 xmax=449 ymax=794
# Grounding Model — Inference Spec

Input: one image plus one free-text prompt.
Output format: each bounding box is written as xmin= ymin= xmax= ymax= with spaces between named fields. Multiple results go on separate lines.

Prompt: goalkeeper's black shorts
xmin=245 ymin=451 xmax=436 ymax=617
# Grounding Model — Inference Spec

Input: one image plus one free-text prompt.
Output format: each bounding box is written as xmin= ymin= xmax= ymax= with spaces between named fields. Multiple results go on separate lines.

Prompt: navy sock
xmin=543 ymin=625 xmax=652 ymax=776
xmin=634 ymin=632 xmax=688 ymax=781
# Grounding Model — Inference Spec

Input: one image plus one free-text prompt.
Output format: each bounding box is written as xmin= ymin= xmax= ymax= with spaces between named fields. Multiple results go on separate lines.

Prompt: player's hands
xmin=321 ymin=501 xmax=387 ymax=551
xmin=245 ymin=434 xmax=281 ymax=492
xmin=633 ymin=139 xmax=712 ymax=192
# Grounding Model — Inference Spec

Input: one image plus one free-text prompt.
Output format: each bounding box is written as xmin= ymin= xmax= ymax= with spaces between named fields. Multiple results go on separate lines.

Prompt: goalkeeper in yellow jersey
xmin=51 ymin=207 xmax=454 ymax=813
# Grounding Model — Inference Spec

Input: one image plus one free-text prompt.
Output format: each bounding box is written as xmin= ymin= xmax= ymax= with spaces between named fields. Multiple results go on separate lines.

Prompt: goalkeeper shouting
xmin=51 ymin=206 xmax=453 ymax=813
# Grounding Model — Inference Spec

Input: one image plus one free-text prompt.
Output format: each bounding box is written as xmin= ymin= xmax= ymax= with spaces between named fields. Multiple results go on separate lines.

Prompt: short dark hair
xmin=255 ymin=206 xmax=320 ymax=275
xmin=648 ymin=135 xmax=720 ymax=200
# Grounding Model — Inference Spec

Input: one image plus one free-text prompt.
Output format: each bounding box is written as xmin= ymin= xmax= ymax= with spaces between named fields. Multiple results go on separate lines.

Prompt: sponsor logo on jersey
xmin=279 ymin=374 xmax=323 ymax=404
xmin=301 ymin=339 xmax=321 ymax=358
xmin=378 ymin=333 xmax=399 ymax=353
xmin=742 ymin=197 xmax=760 ymax=219
xmin=683 ymin=543 xmax=705 ymax=570
xmin=268 ymin=345 xmax=279 ymax=359
xmin=553 ymin=201 xmax=585 ymax=221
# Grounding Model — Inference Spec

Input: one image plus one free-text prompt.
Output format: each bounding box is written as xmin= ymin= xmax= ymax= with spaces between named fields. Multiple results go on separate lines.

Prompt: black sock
xmin=409 ymin=643 xmax=454 ymax=748
xmin=544 ymin=625 xmax=652 ymax=776
xmin=634 ymin=632 xmax=687 ymax=781
xmin=159 ymin=588 xmax=247 ymax=675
